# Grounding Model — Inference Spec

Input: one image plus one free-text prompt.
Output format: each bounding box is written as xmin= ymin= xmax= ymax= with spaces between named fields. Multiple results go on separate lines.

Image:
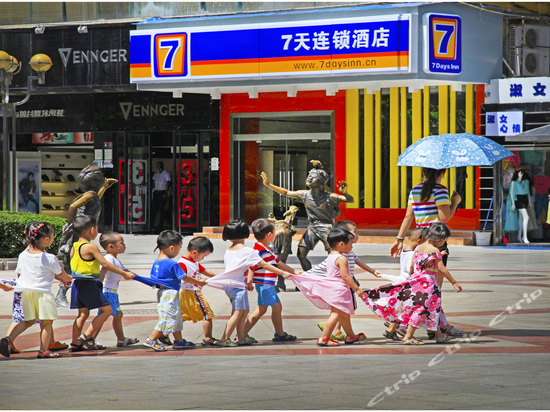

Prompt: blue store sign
xmin=424 ymin=13 xmax=462 ymax=75
xmin=130 ymin=15 xmax=412 ymax=83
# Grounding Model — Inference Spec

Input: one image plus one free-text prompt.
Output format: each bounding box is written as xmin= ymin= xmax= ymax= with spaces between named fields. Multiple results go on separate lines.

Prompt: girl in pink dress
xmin=291 ymin=228 xmax=367 ymax=346
xmin=361 ymin=223 xmax=462 ymax=345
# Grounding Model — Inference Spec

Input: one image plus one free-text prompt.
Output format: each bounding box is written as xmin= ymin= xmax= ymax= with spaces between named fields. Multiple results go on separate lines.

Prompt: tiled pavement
xmin=0 ymin=236 xmax=549 ymax=409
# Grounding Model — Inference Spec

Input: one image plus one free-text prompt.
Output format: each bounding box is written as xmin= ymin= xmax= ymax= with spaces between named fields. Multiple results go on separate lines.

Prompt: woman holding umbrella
xmin=389 ymin=167 xmax=464 ymax=339
xmin=390 ymin=168 xmax=461 ymax=265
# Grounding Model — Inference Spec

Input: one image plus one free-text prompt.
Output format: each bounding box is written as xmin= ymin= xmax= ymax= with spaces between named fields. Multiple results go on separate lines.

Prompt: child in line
xmin=144 ymin=230 xmax=206 ymax=351
xmin=0 ymin=222 xmax=72 ymax=358
xmin=217 ymin=220 xmax=293 ymax=347
xmin=99 ymin=232 xmax=139 ymax=347
xmin=178 ymin=236 xmax=219 ymax=347
xmin=317 ymin=220 xmax=380 ymax=342
xmin=69 ymin=216 xmax=135 ymax=352
xmin=290 ymin=228 xmax=366 ymax=346
xmin=243 ymin=219 xmax=297 ymax=343
xmin=362 ymin=223 xmax=462 ymax=345
xmin=383 ymin=227 xmax=426 ymax=341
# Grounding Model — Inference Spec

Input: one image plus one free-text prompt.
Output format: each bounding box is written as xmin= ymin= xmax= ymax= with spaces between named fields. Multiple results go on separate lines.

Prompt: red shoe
xmin=344 ymin=333 xmax=367 ymax=344
xmin=48 ymin=341 xmax=69 ymax=351
xmin=10 ymin=344 xmax=21 ymax=354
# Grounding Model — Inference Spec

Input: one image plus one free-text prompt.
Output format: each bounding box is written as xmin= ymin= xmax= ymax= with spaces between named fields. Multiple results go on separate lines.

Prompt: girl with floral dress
xmin=361 ymin=223 xmax=462 ymax=345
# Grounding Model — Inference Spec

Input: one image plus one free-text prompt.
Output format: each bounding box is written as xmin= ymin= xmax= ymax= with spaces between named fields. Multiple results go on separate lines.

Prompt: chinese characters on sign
xmin=130 ymin=15 xmax=411 ymax=82
xmin=486 ymin=77 xmax=550 ymax=104
xmin=17 ymin=109 xmax=65 ymax=118
xmin=485 ymin=111 xmax=523 ymax=137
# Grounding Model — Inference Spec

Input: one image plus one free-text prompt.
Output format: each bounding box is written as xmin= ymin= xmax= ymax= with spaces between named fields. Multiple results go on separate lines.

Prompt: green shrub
xmin=0 ymin=211 xmax=66 ymax=258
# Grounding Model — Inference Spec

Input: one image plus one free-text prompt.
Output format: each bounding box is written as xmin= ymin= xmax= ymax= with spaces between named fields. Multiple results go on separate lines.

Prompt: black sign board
xmin=15 ymin=92 xmax=219 ymax=132
xmin=0 ymin=23 xmax=132 ymax=90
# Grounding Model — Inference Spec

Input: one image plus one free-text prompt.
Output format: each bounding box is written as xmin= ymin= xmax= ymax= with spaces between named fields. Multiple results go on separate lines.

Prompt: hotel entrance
xmin=231 ymin=112 xmax=333 ymax=224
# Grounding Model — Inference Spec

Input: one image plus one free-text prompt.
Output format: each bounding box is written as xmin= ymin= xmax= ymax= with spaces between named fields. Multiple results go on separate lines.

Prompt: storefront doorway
xmin=232 ymin=112 xmax=333 ymax=224
xmin=116 ymin=131 xmax=209 ymax=234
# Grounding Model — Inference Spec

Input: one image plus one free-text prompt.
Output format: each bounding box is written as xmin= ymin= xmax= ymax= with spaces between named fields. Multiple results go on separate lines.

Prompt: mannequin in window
xmin=510 ymin=170 xmax=531 ymax=243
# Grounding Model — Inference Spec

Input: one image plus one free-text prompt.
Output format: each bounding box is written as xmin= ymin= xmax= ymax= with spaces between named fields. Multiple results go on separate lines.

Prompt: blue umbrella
xmin=397 ymin=133 xmax=514 ymax=168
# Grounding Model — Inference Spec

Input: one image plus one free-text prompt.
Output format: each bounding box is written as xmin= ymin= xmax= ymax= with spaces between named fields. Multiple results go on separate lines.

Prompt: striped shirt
xmin=408 ymin=182 xmax=450 ymax=227
xmin=251 ymin=243 xmax=280 ymax=286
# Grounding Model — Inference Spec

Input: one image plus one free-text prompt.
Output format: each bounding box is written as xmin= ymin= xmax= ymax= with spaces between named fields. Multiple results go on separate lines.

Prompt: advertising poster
xmin=17 ymin=159 xmax=41 ymax=214
xmin=74 ymin=132 xmax=94 ymax=144
xmin=32 ymin=132 xmax=74 ymax=144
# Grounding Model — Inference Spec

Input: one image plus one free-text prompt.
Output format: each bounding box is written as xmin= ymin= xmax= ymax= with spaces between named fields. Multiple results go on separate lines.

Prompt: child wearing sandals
xmin=0 ymin=222 xmax=72 ymax=358
xmin=143 ymin=230 xmax=207 ymax=351
xmin=69 ymin=216 xmax=135 ymax=352
xmin=362 ymin=223 xmax=462 ymax=345
xmin=243 ymin=219 xmax=297 ymax=344
xmin=178 ymin=236 xmax=219 ymax=347
xmin=383 ymin=228 xmax=426 ymax=341
xmin=317 ymin=220 xmax=381 ymax=343
xmin=98 ymin=232 xmax=139 ymax=348
xmin=290 ymin=228 xmax=366 ymax=346
xmin=216 ymin=220 xmax=293 ymax=347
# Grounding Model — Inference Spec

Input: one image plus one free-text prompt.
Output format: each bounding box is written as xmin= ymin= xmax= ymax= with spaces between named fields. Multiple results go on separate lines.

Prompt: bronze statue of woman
xmin=260 ymin=160 xmax=354 ymax=271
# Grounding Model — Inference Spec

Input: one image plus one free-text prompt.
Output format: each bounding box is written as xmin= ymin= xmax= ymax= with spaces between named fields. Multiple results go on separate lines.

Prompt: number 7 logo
xmin=432 ymin=19 xmax=457 ymax=60
xmin=154 ymin=33 xmax=188 ymax=77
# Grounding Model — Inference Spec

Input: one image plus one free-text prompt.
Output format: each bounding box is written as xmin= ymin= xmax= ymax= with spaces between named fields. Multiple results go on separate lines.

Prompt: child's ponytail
xmin=24 ymin=221 xmax=53 ymax=248
xmin=424 ymin=222 xmax=451 ymax=244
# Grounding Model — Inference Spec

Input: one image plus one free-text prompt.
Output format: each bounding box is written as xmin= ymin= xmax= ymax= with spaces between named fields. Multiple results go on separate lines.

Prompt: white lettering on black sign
xmin=119 ymin=102 xmax=185 ymax=121
xmin=58 ymin=48 xmax=128 ymax=68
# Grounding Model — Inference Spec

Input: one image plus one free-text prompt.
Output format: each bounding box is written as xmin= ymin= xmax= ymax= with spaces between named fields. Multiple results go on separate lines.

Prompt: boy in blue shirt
xmin=143 ymin=230 xmax=206 ymax=351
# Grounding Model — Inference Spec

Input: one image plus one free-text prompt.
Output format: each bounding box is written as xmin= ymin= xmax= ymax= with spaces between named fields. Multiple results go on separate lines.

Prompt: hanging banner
xmin=130 ymin=14 xmax=412 ymax=83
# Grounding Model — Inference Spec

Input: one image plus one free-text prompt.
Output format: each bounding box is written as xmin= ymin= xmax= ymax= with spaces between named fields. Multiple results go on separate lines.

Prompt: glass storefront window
xmin=231 ymin=112 xmax=333 ymax=225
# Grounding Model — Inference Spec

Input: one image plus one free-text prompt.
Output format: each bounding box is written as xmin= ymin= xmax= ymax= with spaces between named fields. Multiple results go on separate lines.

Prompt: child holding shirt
xmin=216 ymin=220 xmax=293 ymax=347
xmin=243 ymin=219 xmax=297 ymax=343
xmin=99 ymin=232 xmax=139 ymax=347
xmin=143 ymin=230 xmax=206 ymax=351
xmin=178 ymin=236 xmax=219 ymax=347
xmin=0 ymin=222 xmax=72 ymax=358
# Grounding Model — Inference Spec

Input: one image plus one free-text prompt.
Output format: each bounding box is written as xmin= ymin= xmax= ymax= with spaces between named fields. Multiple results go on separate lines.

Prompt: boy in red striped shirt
xmin=243 ymin=219 xmax=297 ymax=343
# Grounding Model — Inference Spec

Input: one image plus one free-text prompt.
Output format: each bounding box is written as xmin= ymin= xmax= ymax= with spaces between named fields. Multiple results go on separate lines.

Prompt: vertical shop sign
xmin=118 ymin=159 xmax=147 ymax=224
xmin=424 ymin=13 xmax=461 ymax=74
xmin=485 ymin=111 xmax=523 ymax=136
xmin=178 ymin=160 xmax=198 ymax=228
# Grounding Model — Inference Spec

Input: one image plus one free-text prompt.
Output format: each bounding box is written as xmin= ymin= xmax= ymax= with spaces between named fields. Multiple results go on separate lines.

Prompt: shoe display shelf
xmin=40 ymin=151 xmax=92 ymax=217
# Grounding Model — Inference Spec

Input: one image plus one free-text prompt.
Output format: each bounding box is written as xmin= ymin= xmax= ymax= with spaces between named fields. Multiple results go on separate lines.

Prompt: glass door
xmin=117 ymin=133 xmax=150 ymax=234
xmin=232 ymin=112 xmax=333 ymax=224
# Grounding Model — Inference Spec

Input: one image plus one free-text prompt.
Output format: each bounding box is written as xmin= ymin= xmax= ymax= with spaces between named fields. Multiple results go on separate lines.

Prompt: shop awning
xmin=506 ymin=124 xmax=550 ymax=143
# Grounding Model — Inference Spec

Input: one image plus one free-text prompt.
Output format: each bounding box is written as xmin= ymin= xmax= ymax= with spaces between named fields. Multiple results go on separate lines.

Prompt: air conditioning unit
xmin=508 ymin=24 xmax=550 ymax=77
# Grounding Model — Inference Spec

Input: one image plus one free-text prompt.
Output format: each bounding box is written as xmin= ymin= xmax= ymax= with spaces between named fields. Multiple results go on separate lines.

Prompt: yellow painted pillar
xmin=364 ymin=91 xmax=374 ymax=208
xmin=465 ymin=84 xmax=474 ymax=209
xmin=345 ymin=89 xmax=360 ymax=208
xmin=400 ymin=87 xmax=408 ymax=207
xmin=389 ymin=87 xmax=399 ymax=208
xmin=449 ymin=88 xmax=456 ymax=193
xmin=423 ymin=86 xmax=430 ymax=139
xmin=412 ymin=90 xmax=422 ymax=187
xmin=438 ymin=85 xmax=449 ymax=188
xmin=375 ymin=90 xmax=382 ymax=208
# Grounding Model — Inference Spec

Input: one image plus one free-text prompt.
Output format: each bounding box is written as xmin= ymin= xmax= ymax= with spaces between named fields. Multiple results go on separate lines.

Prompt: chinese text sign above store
xmin=485 ymin=111 xmax=523 ymax=137
xmin=130 ymin=15 xmax=412 ymax=82
xmin=486 ymin=77 xmax=550 ymax=104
